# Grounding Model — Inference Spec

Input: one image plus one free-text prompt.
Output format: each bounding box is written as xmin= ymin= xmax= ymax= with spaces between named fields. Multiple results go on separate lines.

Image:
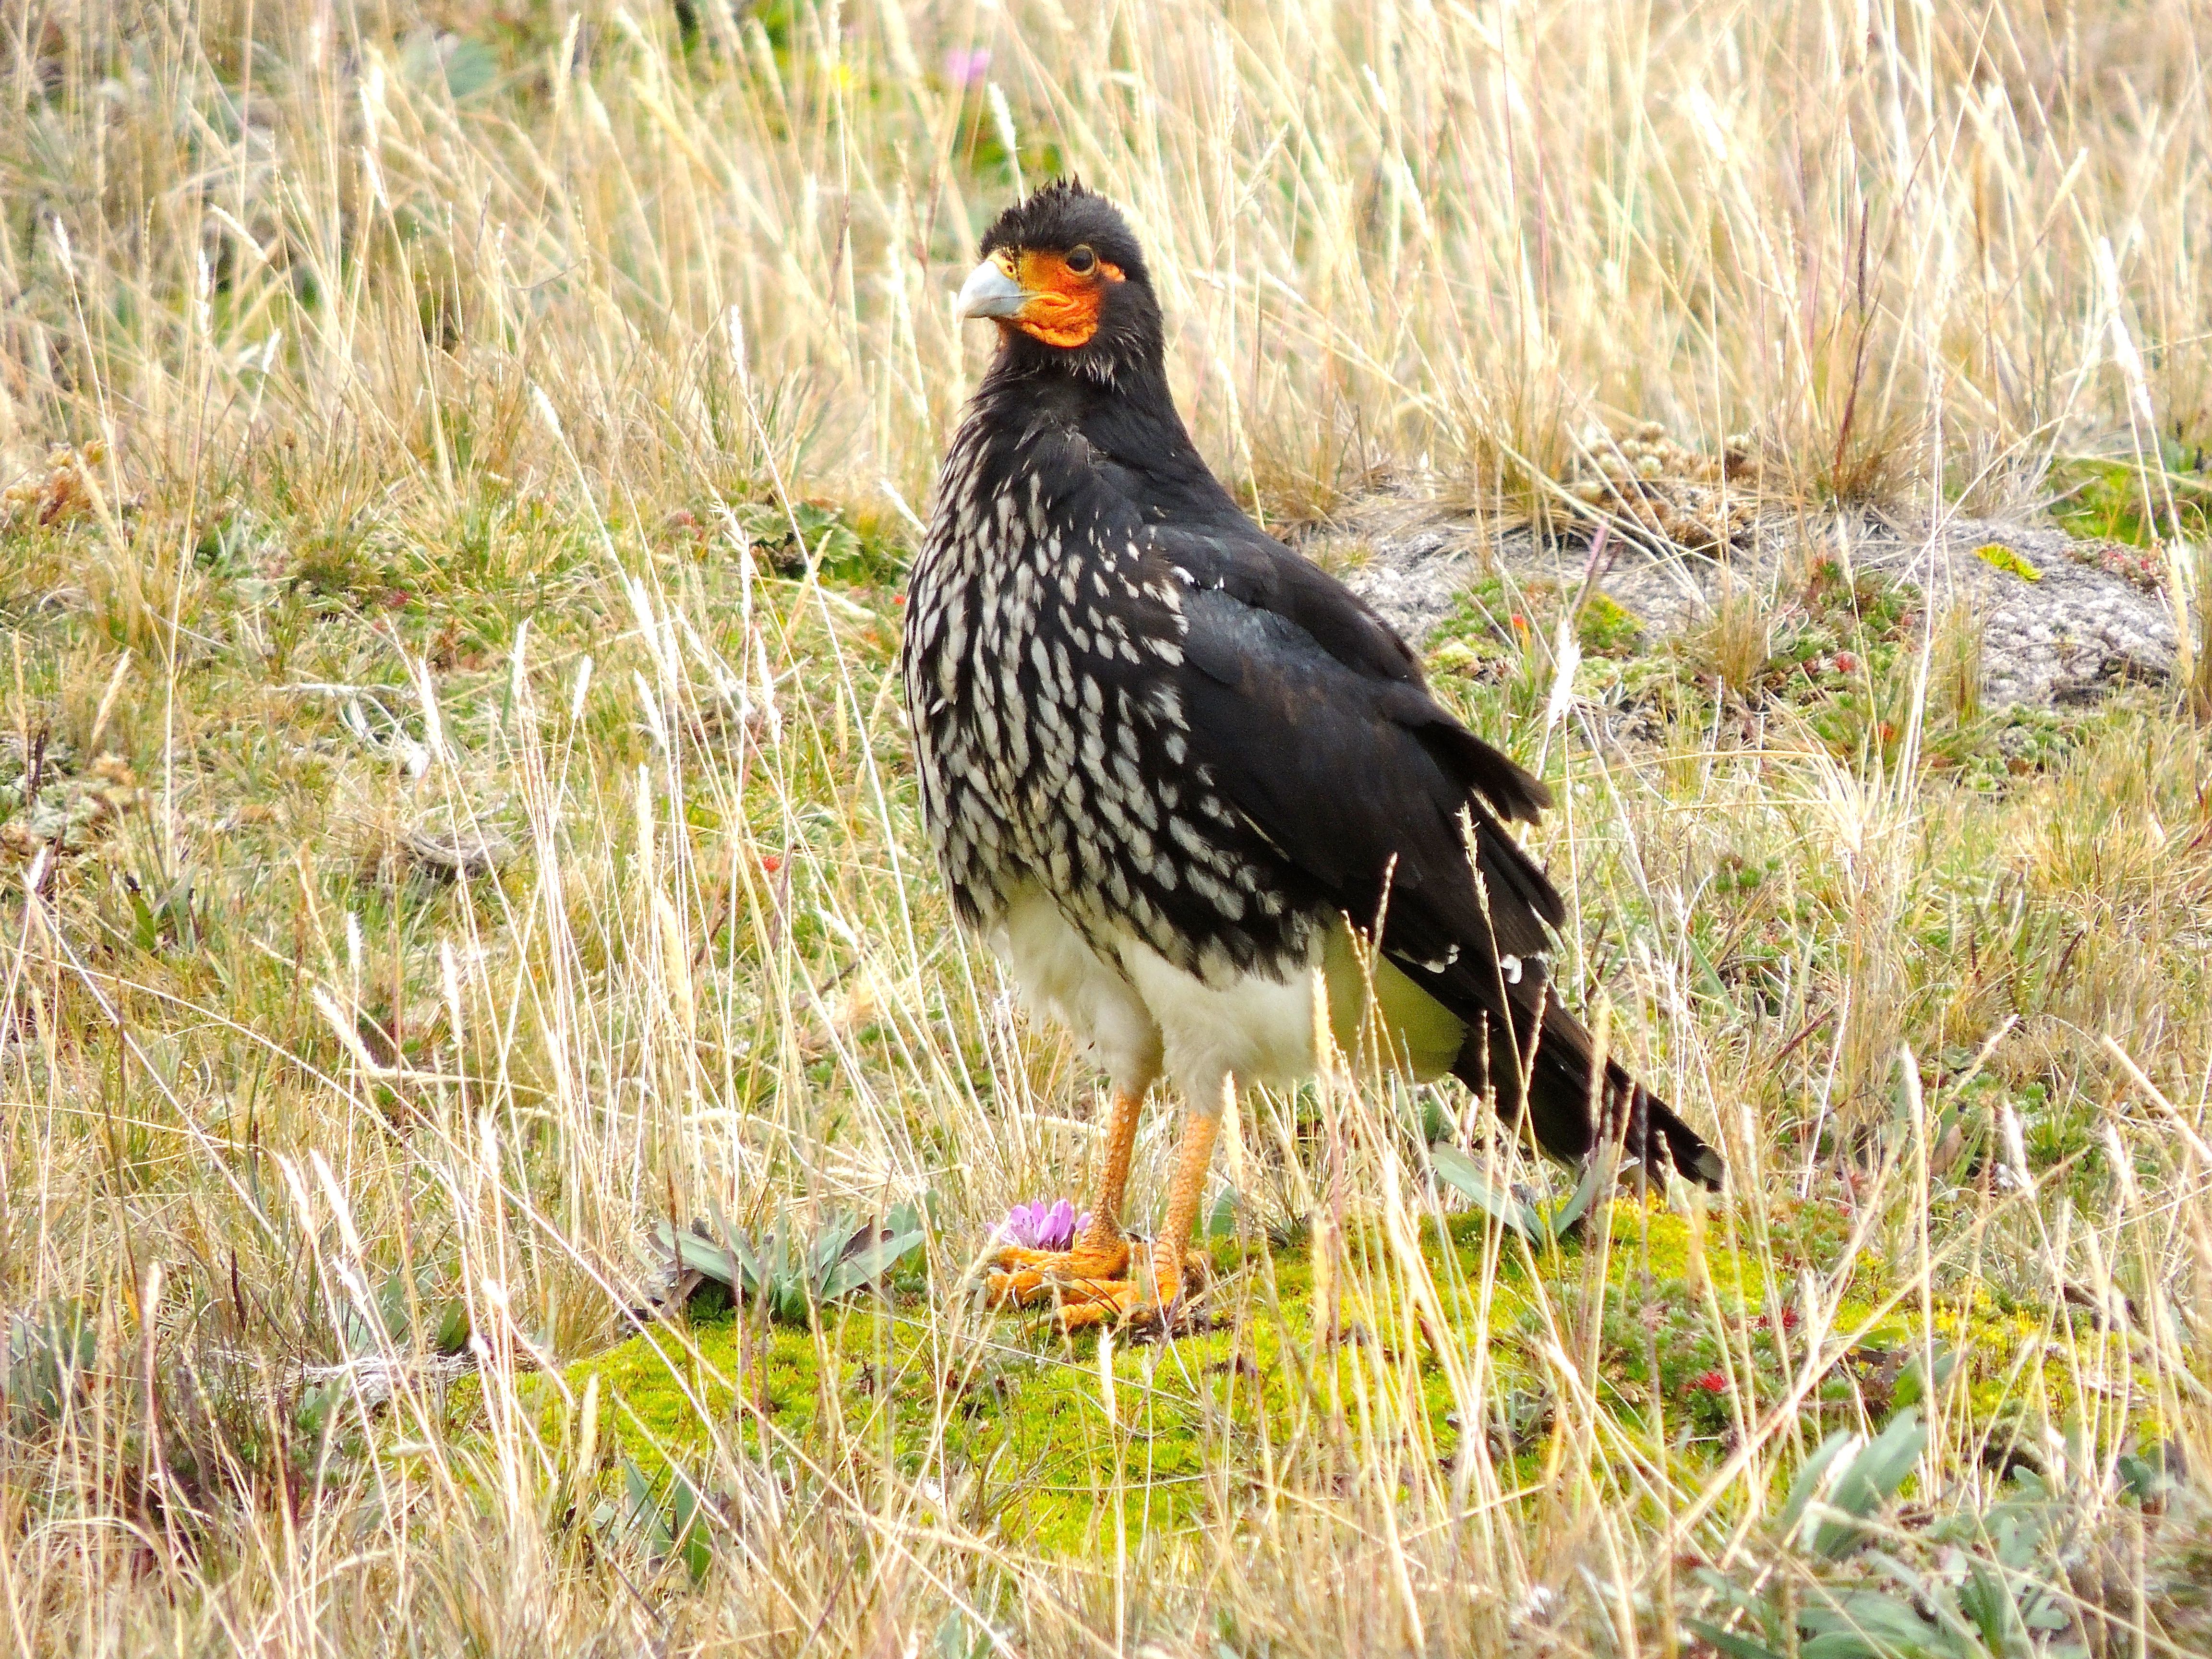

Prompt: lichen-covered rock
xmin=1318 ymin=499 xmax=2179 ymax=713
xmin=1860 ymin=515 xmax=2176 ymax=709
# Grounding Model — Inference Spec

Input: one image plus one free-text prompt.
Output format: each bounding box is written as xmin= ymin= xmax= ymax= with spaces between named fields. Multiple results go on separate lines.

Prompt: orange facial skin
xmin=1002 ymin=248 xmax=1126 ymax=348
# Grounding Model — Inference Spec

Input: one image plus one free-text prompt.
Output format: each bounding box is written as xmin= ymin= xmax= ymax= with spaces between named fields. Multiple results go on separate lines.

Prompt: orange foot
xmin=985 ymin=1233 xmax=1131 ymax=1310
xmin=991 ymin=1241 xmax=1207 ymax=1336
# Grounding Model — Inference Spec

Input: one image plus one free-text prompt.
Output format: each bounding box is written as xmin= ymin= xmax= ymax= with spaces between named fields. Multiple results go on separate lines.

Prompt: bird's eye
xmin=1065 ymin=245 xmax=1097 ymax=274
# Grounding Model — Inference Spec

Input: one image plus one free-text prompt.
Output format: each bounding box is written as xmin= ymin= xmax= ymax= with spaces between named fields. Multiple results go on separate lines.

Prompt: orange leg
xmin=987 ymin=1086 xmax=1143 ymax=1303
xmin=1054 ymin=1099 xmax=1222 ymax=1334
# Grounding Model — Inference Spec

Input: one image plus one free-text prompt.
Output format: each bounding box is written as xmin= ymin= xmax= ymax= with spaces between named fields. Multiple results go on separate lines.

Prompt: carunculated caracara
xmin=902 ymin=181 xmax=1722 ymax=1330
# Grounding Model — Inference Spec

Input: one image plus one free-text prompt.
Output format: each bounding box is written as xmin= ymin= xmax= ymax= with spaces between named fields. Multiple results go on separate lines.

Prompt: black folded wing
xmin=1151 ymin=517 xmax=1723 ymax=1187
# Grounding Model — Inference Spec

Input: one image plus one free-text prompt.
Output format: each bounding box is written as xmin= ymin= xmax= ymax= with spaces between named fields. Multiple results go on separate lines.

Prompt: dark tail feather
xmin=1450 ymin=1000 xmax=1725 ymax=1190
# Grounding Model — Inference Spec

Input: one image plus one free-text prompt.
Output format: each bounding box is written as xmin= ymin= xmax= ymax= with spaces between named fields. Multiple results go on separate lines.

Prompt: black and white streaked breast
xmin=902 ymin=409 xmax=1307 ymax=985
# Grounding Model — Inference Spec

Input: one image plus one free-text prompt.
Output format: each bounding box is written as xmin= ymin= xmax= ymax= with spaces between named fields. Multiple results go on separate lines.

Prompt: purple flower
xmin=995 ymin=1197 xmax=1089 ymax=1251
xmin=944 ymin=47 xmax=991 ymax=88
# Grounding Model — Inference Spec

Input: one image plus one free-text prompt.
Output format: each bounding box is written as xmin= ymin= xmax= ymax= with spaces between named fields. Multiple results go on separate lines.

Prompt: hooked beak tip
xmin=955 ymin=258 xmax=1029 ymax=322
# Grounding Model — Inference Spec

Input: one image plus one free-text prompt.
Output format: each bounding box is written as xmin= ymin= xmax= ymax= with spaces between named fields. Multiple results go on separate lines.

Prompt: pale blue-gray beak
xmin=955 ymin=257 xmax=1029 ymax=321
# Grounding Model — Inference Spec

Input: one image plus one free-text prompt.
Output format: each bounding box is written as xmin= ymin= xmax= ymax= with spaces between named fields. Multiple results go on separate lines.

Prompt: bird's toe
xmin=1045 ymin=1245 xmax=1209 ymax=1336
xmin=1051 ymin=1280 xmax=1141 ymax=1334
xmin=987 ymin=1236 xmax=1131 ymax=1282
xmin=983 ymin=1266 xmax=1051 ymax=1308
xmin=986 ymin=1266 xmax=1130 ymax=1313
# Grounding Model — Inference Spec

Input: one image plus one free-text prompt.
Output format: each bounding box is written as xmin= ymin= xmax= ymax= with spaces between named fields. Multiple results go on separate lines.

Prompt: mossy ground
xmin=539 ymin=1195 xmax=2144 ymax=1556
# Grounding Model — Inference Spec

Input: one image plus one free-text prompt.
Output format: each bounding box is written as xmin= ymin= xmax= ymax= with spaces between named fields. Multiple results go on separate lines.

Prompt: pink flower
xmin=944 ymin=47 xmax=991 ymax=87
xmin=995 ymin=1198 xmax=1090 ymax=1251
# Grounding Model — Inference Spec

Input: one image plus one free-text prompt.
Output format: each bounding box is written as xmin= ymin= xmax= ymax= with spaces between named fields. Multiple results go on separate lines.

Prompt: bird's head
xmin=957 ymin=180 xmax=1162 ymax=380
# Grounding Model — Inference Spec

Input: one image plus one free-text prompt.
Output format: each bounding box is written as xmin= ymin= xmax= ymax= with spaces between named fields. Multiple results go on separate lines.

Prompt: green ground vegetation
xmin=539 ymin=1193 xmax=2155 ymax=1559
xmin=6 ymin=1 xmax=2212 ymax=1653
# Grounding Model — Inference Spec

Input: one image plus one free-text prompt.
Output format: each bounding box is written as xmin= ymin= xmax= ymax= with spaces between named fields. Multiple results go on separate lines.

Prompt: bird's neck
xmin=971 ymin=352 xmax=1243 ymax=522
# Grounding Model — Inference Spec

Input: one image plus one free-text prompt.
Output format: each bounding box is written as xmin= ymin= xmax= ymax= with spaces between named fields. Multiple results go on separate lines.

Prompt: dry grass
xmin=3 ymin=1 xmax=2212 ymax=1653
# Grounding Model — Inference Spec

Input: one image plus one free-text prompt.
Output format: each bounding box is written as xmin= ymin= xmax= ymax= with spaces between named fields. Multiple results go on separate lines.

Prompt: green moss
xmin=1972 ymin=542 xmax=2042 ymax=582
xmin=2049 ymin=436 xmax=2212 ymax=548
xmin=498 ymin=1196 xmax=2153 ymax=1555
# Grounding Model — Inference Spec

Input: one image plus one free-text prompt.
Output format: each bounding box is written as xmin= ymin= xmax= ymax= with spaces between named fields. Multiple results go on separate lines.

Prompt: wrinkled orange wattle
xmin=1008 ymin=249 xmax=1125 ymax=348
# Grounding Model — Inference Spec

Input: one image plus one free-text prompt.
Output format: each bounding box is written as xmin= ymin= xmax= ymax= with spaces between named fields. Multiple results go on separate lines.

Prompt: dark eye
xmin=1065 ymin=245 xmax=1097 ymax=274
